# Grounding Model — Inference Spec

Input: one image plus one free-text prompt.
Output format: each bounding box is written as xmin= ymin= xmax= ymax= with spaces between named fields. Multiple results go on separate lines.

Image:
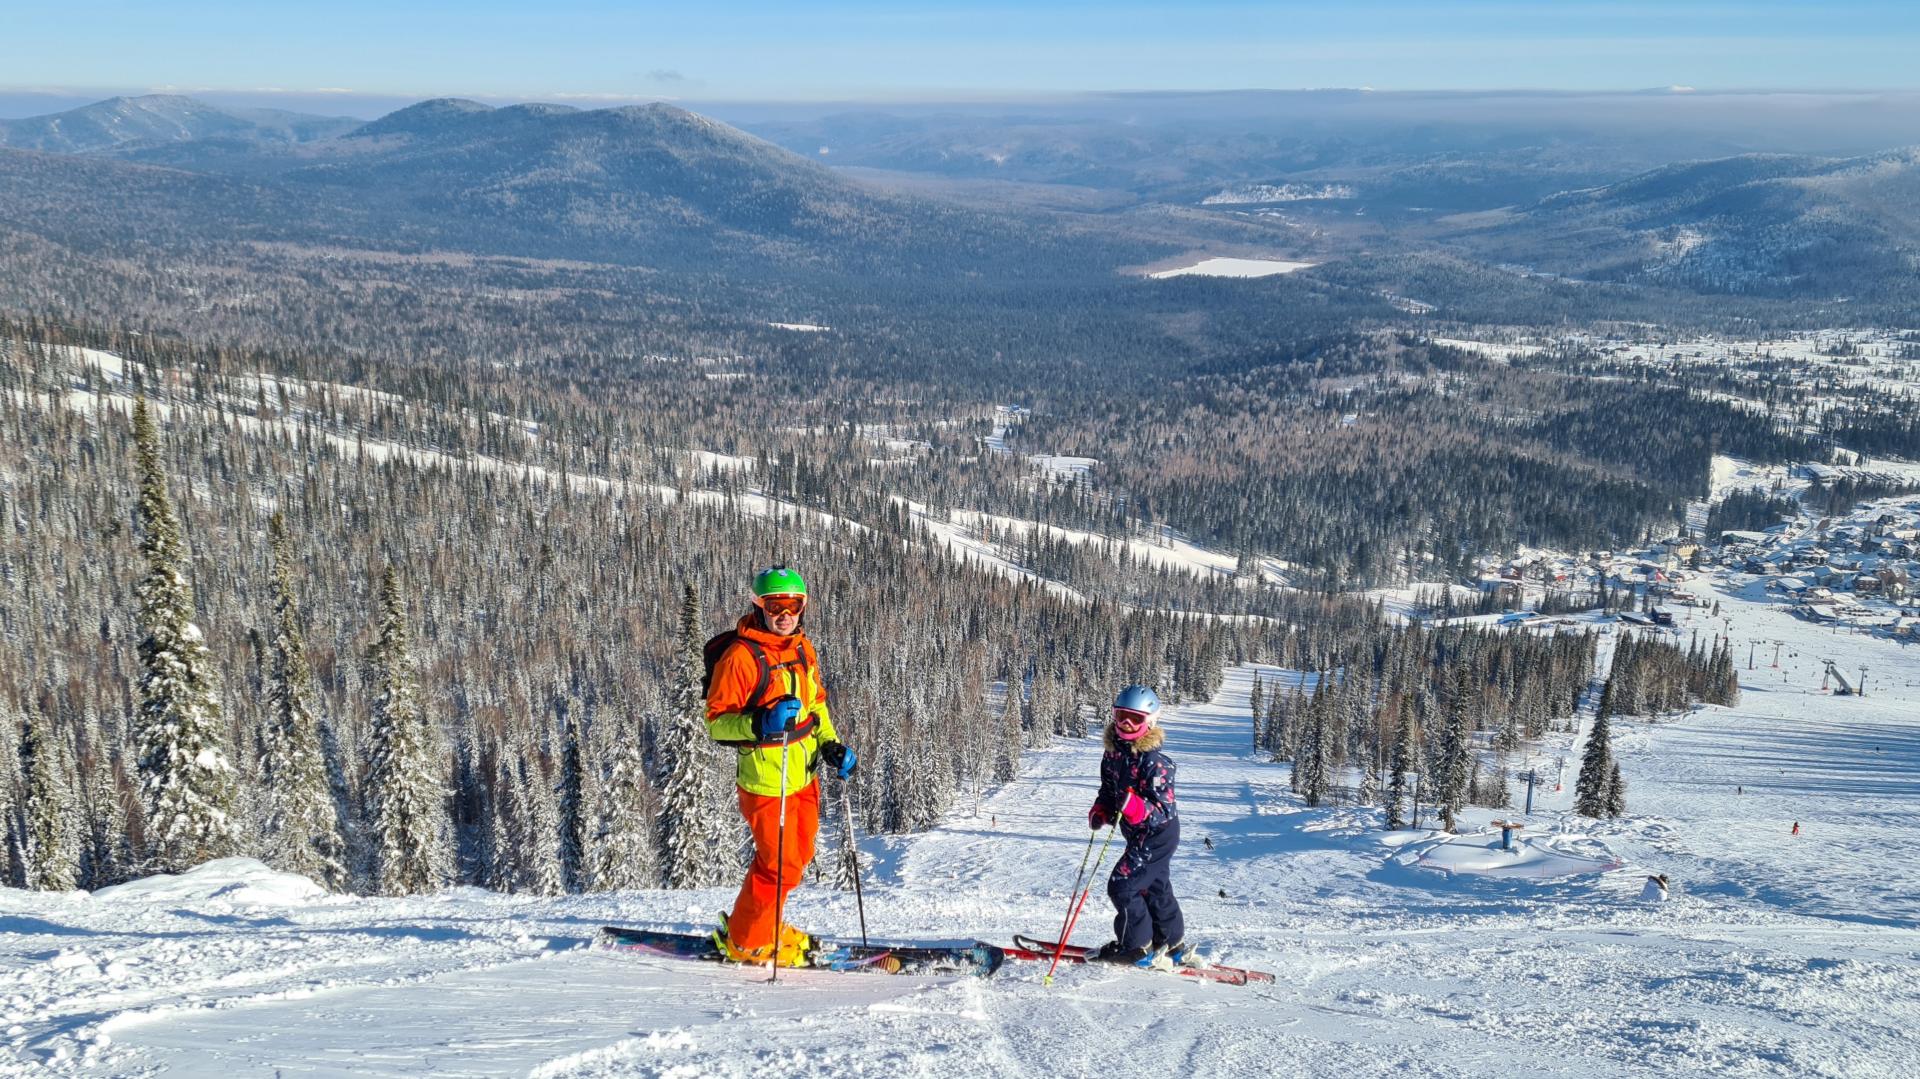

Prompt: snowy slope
xmin=8 ymin=565 xmax=1920 ymax=1077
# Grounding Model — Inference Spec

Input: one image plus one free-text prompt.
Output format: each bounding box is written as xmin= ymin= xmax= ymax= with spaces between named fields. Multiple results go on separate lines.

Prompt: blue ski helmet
xmin=1113 ymin=685 xmax=1161 ymax=714
xmin=1112 ymin=684 xmax=1161 ymax=741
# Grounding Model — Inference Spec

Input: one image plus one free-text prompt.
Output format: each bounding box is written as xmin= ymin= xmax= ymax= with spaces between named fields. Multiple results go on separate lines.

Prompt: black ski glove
xmin=819 ymin=740 xmax=856 ymax=779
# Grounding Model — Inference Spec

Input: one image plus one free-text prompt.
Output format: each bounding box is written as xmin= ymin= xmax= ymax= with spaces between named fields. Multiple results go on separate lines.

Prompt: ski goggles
xmin=1112 ymin=707 xmax=1155 ymax=740
xmin=758 ymin=594 xmax=807 ymax=617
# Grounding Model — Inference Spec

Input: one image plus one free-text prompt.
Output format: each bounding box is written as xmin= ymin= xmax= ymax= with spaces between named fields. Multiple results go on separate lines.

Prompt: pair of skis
xmin=1004 ymin=934 xmax=1273 ymax=986
xmin=595 ymin=925 xmax=1004 ymax=977
xmin=595 ymin=926 xmax=1272 ymax=986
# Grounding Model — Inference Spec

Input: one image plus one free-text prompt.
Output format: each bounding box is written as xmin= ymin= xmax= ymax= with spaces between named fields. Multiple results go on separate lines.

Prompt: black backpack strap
xmin=709 ymin=638 xmax=795 ymax=749
xmin=738 ymin=638 xmax=773 ymax=709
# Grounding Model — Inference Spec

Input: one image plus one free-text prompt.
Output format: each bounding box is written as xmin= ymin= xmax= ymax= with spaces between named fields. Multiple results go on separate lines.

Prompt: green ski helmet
xmin=752 ymin=565 xmax=808 ymax=598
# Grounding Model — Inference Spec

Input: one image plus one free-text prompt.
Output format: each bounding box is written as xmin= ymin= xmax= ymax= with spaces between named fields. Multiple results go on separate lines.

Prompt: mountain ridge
xmin=0 ymin=94 xmax=358 ymax=153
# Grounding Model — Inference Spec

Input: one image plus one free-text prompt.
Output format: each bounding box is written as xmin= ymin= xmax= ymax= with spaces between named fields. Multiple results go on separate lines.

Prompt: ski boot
xmin=777 ymin=921 xmax=813 ymax=957
xmin=1091 ymin=940 xmax=1150 ymax=965
xmin=712 ymin=914 xmax=811 ymax=968
xmin=1146 ymin=938 xmax=1207 ymax=971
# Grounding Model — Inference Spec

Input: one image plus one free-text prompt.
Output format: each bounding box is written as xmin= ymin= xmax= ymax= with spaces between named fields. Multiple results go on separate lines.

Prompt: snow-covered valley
xmin=4 ymin=569 xmax=1917 ymax=1077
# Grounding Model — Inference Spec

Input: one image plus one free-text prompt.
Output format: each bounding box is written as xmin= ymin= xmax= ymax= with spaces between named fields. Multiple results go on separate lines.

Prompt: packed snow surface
xmin=4 ymin=564 xmax=1920 ymax=1076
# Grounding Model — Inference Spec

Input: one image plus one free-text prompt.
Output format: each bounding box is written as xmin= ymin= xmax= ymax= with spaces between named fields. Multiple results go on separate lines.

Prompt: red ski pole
xmin=1050 ymin=830 xmax=1099 ymax=950
xmin=1046 ymin=825 xmax=1115 ymax=987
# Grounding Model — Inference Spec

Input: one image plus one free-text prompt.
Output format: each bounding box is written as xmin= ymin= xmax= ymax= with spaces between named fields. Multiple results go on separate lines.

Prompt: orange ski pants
xmin=727 ymin=780 xmax=820 ymax=951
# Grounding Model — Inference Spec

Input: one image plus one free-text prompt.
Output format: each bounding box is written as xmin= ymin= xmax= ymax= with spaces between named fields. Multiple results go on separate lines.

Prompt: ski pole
xmin=839 ymin=775 xmax=869 ymax=949
xmin=770 ymin=728 xmax=791 ymax=984
xmin=1045 ymin=825 xmax=1115 ymax=987
xmin=1050 ymin=829 xmax=1100 ymax=954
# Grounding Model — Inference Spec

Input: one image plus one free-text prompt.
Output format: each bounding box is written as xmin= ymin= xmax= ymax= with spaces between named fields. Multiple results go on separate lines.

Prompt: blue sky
xmin=8 ymin=1 xmax=1920 ymax=104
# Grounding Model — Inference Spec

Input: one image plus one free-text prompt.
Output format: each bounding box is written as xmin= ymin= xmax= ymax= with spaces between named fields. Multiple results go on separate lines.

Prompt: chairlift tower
xmin=1822 ymin=659 xmax=1855 ymax=696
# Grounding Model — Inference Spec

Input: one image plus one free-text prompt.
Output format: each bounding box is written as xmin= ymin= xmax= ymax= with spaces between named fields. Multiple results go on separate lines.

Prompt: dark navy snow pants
xmin=1108 ymin=818 xmax=1183 ymax=951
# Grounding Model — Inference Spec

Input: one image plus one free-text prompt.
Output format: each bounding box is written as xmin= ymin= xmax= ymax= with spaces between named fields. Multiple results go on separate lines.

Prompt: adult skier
xmin=706 ymin=565 xmax=856 ymax=966
xmin=1087 ymin=685 xmax=1196 ymax=969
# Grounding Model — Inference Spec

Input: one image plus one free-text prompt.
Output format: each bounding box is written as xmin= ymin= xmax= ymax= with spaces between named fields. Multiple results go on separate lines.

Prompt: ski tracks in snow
xmin=9 ymin=631 xmax=1920 ymax=1075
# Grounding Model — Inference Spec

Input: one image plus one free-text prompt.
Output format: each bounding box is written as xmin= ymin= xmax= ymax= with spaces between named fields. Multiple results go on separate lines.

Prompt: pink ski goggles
xmin=1112 ymin=706 xmax=1155 ymax=741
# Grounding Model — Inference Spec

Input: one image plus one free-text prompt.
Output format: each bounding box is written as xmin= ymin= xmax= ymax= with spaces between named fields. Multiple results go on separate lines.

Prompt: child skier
xmin=1087 ymin=685 xmax=1196 ymax=970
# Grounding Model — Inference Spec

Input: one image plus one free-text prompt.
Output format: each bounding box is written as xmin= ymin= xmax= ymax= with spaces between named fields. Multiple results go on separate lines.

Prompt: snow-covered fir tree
xmin=590 ymin=731 xmax=658 ymax=891
xmin=19 ymin=707 xmax=79 ymax=891
xmin=658 ymin=584 xmax=734 ymax=888
xmin=0 ymin=706 xmax=22 ymax=887
xmin=260 ymin=512 xmax=349 ymax=891
xmin=516 ymin=733 xmax=565 ymax=896
xmin=1574 ymin=678 xmax=1617 ymax=818
xmin=79 ymin=753 xmax=131 ymax=890
xmin=556 ymin=706 xmax=588 ymax=894
xmin=1604 ymin=761 xmax=1627 ymax=818
xmin=362 ymin=565 xmax=453 ymax=895
xmin=1385 ymin=697 xmax=1416 ymax=830
xmin=1295 ymin=684 xmax=1331 ymax=806
xmin=994 ymin=675 xmax=1023 ymax=783
xmin=1436 ymin=671 xmax=1472 ymax=832
xmin=1249 ymin=676 xmax=1266 ymax=751
xmin=129 ymin=396 xmax=237 ymax=872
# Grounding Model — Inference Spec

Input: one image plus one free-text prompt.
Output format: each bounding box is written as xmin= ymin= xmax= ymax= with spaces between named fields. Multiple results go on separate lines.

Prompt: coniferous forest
xmin=0 ymin=331 xmax=1386 ymax=893
xmin=0 ymin=95 xmax=1836 ymax=897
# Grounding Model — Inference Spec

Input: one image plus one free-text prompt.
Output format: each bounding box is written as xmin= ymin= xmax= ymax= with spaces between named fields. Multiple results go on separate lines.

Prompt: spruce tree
xmin=1437 ymin=673 xmax=1472 ymax=832
xmin=79 ymin=753 xmax=132 ymax=890
xmin=995 ymin=675 xmax=1023 ymax=782
xmin=1296 ymin=688 xmax=1331 ymax=806
xmin=130 ymin=397 xmax=237 ymax=872
xmin=1385 ymin=703 xmax=1416 ymax=830
xmin=260 ymin=512 xmax=349 ymax=891
xmin=363 ymin=565 xmax=453 ymax=895
xmin=1249 ymin=676 xmax=1265 ymax=751
xmin=659 ymin=584 xmax=732 ymax=888
xmin=0 ymin=710 xmax=20 ymax=887
xmin=1575 ymin=678 xmax=1617 ymax=818
xmin=590 ymin=734 xmax=658 ymax=891
xmin=20 ymin=708 xmax=78 ymax=891
xmin=1604 ymin=761 xmax=1627 ymax=818
xmin=519 ymin=740 xmax=565 ymax=897
xmin=556 ymin=709 xmax=588 ymax=893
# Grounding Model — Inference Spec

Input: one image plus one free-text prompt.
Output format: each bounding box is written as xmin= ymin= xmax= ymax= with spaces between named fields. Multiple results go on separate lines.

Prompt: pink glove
xmin=1120 ymin=790 xmax=1149 ymax=826
xmin=1088 ymin=801 xmax=1113 ymax=830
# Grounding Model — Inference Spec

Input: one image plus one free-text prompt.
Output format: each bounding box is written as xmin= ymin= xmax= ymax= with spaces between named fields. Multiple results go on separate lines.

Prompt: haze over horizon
xmin=7 ymin=0 xmax=1919 ymax=118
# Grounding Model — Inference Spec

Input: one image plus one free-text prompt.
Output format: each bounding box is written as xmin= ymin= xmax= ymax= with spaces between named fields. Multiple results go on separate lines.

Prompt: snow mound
xmin=92 ymin=857 xmax=329 ymax=906
xmin=1392 ymin=829 xmax=1623 ymax=881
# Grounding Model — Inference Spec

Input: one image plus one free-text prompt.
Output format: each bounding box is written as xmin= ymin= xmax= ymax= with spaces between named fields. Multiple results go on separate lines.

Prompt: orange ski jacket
xmin=705 ymin=613 xmax=839 ymax=797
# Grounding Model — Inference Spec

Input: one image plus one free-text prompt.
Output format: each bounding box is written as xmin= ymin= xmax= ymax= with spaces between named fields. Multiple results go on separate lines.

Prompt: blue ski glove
xmin=819 ymin=740 xmax=856 ymax=779
xmin=754 ymin=695 xmax=803 ymax=741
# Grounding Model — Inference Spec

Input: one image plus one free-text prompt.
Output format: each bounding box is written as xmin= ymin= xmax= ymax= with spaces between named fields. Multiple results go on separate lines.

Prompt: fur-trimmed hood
xmin=1104 ymin=722 xmax=1165 ymax=753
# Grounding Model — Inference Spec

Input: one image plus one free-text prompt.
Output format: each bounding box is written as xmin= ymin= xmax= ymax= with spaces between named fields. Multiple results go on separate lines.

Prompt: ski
xmin=1008 ymin=934 xmax=1273 ymax=985
xmin=595 ymin=926 xmax=1005 ymax=978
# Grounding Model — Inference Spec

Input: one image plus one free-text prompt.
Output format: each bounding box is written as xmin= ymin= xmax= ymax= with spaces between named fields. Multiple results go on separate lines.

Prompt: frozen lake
xmin=1147 ymin=256 xmax=1317 ymax=279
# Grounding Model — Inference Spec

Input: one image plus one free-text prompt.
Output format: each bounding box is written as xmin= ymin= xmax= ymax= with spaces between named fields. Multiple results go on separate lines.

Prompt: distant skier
xmin=706 ymin=565 xmax=856 ymax=967
xmin=1639 ymin=873 xmax=1669 ymax=902
xmin=1087 ymin=685 xmax=1196 ymax=970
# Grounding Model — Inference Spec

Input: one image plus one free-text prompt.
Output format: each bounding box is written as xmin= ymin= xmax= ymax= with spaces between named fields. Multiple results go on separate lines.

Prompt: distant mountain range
xmin=0 ymin=96 xmax=1167 ymax=280
xmin=1437 ymin=149 xmax=1920 ymax=299
xmin=2 ymin=93 xmax=1918 ymax=313
xmin=0 ymin=95 xmax=358 ymax=153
